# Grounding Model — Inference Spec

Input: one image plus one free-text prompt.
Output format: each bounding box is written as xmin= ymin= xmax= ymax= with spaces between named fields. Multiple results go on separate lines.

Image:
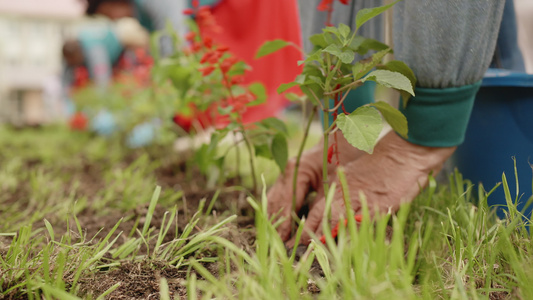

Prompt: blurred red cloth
xmin=209 ymin=0 xmax=302 ymax=124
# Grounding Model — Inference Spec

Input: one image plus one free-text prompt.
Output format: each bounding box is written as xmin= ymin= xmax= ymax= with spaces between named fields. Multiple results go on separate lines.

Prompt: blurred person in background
xmin=83 ymin=0 xmax=303 ymax=125
xmin=83 ymin=0 xmax=190 ymax=55
xmin=62 ymin=17 xmax=150 ymax=90
xmin=65 ymin=0 xmax=302 ymax=146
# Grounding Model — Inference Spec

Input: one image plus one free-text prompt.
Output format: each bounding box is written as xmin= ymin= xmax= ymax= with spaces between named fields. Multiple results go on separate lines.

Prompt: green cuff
xmin=399 ymin=81 xmax=482 ymax=147
xmin=322 ymin=81 xmax=376 ymax=127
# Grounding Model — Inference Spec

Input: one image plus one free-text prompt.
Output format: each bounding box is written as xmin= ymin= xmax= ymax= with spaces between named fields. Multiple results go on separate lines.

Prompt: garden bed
xmin=0 ymin=126 xmax=530 ymax=300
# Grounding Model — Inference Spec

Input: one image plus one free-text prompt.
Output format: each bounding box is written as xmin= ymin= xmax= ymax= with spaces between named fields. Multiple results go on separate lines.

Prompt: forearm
xmin=393 ymin=0 xmax=506 ymax=147
xmin=393 ymin=0 xmax=505 ymax=88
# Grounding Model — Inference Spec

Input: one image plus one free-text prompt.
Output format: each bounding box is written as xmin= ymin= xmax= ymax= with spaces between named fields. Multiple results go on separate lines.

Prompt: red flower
xmin=317 ymin=0 xmax=333 ymax=11
xmin=203 ymin=36 xmax=213 ymax=49
xmin=200 ymin=65 xmax=215 ymax=76
xmin=216 ymin=45 xmax=229 ymax=53
xmin=231 ymin=75 xmax=245 ymax=85
xmin=185 ymin=31 xmax=196 ymax=41
xmin=318 ymin=0 xmax=349 ymax=12
xmin=192 ymin=0 xmax=199 ymax=8
xmin=200 ymin=52 xmax=212 ymax=64
xmin=192 ymin=42 xmax=202 ymax=52
xmin=183 ymin=8 xmax=194 ymax=15
xmin=327 ymin=144 xmax=334 ymax=164
xmin=173 ymin=113 xmax=194 ymax=132
xmin=69 ymin=112 xmax=88 ymax=131
xmin=320 ymin=215 xmax=363 ymax=244
xmin=219 ymin=57 xmax=238 ymax=74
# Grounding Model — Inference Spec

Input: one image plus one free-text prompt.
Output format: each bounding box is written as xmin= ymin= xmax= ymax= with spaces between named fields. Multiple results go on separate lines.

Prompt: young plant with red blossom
xmin=257 ymin=0 xmax=416 ymax=235
xmin=149 ymin=2 xmax=288 ymax=193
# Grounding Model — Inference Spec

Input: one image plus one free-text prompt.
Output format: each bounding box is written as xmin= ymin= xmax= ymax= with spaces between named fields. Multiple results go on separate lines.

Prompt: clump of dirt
xmin=78 ymin=260 xmax=188 ymax=299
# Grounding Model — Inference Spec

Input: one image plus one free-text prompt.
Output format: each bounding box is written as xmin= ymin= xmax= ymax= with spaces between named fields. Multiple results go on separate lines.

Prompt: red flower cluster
xmin=114 ymin=48 xmax=154 ymax=86
xmin=183 ymin=0 xmax=221 ymax=34
xmin=317 ymin=0 xmax=350 ymax=11
xmin=225 ymin=91 xmax=255 ymax=114
xmin=198 ymin=46 xmax=237 ymax=76
xmin=172 ymin=104 xmax=215 ymax=132
xmin=69 ymin=112 xmax=88 ymax=131
xmin=178 ymin=0 xmax=257 ymax=130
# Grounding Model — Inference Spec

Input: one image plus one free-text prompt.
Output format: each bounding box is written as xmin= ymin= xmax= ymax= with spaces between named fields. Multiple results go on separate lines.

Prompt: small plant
xmin=149 ymin=1 xmax=290 ymax=193
xmin=256 ymin=0 xmax=416 ymax=231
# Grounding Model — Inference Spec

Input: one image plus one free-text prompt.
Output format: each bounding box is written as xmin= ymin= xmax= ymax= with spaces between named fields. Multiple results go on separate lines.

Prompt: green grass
xmin=1 ymin=124 xmax=532 ymax=299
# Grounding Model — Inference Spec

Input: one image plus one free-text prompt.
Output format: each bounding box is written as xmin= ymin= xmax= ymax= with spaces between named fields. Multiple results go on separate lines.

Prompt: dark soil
xmin=0 ymin=151 xmax=257 ymax=300
xmin=78 ymin=260 xmax=190 ymax=299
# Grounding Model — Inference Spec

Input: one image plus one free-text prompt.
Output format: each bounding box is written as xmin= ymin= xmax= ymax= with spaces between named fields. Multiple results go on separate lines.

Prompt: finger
xmin=292 ymin=200 xmax=325 ymax=245
xmin=267 ymin=166 xmax=311 ymax=217
xmin=317 ymin=203 xmax=344 ymax=242
xmin=268 ymin=179 xmax=311 ymax=242
xmin=267 ymin=184 xmax=292 ymax=241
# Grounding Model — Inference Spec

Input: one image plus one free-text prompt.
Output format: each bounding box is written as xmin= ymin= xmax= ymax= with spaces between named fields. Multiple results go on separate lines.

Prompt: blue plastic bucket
xmin=453 ymin=69 xmax=533 ymax=219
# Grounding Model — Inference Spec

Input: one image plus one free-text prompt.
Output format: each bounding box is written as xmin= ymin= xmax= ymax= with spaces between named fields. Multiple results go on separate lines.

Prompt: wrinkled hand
xmin=267 ymin=133 xmax=364 ymax=241
xmin=287 ymin=131 xmax=457 ymax=246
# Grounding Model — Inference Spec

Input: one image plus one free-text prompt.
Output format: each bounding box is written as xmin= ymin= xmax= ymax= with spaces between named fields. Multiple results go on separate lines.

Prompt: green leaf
xmin=300 ymin=65 xmax=324 ymax=105
xmin=301 ymin=85 xmax=321 ymax=106
xmin=352 ymin=48 xmax=391 ymax=80
xmin=254 ymin=143 xmax=272 ymax=160
xmin=339 ymin=49 xmax=356 ymax=64
xmin=378 ymin=60 xmax=416 ymax=87
xmin=354 ymin=38 xmax=391 ymax=55
xmin=226 ymin=61 xmax=249 ymax=77
xmin=247 ymin=83 xmax=267 ymax=106
xmin=301 ymin=50 xmax=322 ymax=65
xmin=271 ymin=133 xmax=288 ymax=172
xmin=309 ymin=33 xmax=328 ymax=48
xmin=322 ymin=44 xmax=342 ymax=57
xmin=355 ymin=0 xmax=400 ymax=31
xmin=323 ymin=26 xmax=340 ymax=38
xmin=369 ymin=101 xmax=408 ymax=138
xmin=261 ymin=117 xmax=288 ymax=135
xmin=277 ymin=82 xmax=299 ymax=94
xmin=277 ymin=74 xmax=306 ymax=94
xmin=362 ymin=70 xmax=415 ymax=96
xmin=306 ymin=75 xmax=323 ymax=85
xmin=377 ymin=60 xmax=417 ymax=104
xmin=255 ymin=39 xmax=292 ymax=59
xmin=322 ymin=44 xmax=355 ymax=64
xmin=338 ymin=23 xmax=351 ymax=39
xmin=336 ymin=107 xmax=383 ymax=154
xmin=284 ymin=92 xmax=306 ymax=102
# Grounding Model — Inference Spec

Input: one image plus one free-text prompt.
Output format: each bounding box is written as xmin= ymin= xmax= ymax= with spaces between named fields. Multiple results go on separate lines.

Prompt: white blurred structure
xmin=515 ymin=0 xmax=533 ymax=74
xmin=0 ymin=0 xmax=84 ymax=125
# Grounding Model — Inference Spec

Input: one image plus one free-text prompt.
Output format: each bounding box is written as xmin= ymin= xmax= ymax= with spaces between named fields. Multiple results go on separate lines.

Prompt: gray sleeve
xmin=393 ymin=0 xmax=505 ymax=88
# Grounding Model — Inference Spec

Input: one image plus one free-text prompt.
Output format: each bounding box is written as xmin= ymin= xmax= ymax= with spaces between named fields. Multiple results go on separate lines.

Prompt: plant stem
xmin=322 ymin=104 xmax=330 ymax=198
xmin=324 ymin=80 xmax=363 ymax=96
xmin=233 ymin=133 xmax=242 ymax=186
xmin=291 ymin=106 xmax=317 ymax=235
xmin=323 ymin=88 xmax=353 ymax=113
xmin=241 ymin=128 xmax=258 ymax=195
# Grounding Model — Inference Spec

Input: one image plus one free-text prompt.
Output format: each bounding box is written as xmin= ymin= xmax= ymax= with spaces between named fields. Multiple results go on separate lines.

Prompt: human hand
xmin=288 ymin=131 xmax=456 ymax=246
xmin=268 ymin=133 xmax=364 ymax=242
